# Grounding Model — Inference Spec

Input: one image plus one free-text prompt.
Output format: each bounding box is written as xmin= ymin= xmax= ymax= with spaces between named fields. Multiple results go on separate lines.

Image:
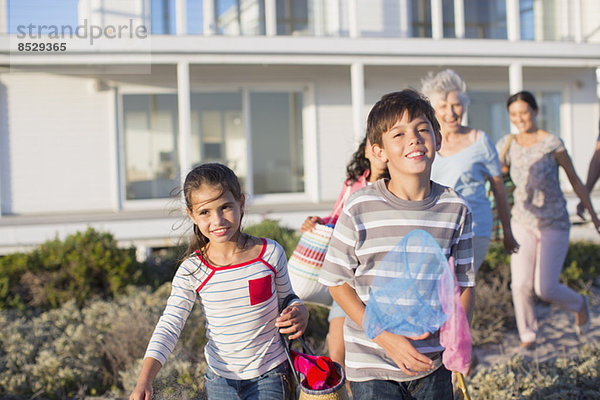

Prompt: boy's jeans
xmin=349 ymin=365 xmax=453 ymax=399
xmin=204 ymin=362 xmax=291 ymax=400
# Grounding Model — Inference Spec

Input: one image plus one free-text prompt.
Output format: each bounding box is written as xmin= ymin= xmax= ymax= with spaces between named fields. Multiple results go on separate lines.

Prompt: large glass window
xmin=123 ymin=94 xmax=179 ymax=200
xmin=468 ymin=92 xmax=511 ymax=144
xmin=251 ymin=92 xmax=304 ymax=194
xmin=464 ymin=0 xmax=507 ymax=39
xmin=122 ymin=89 xmax=305 ymax=200
xmin=537 ymin=92 xmax=561 ymax=135
xmin=190 ymin=92 xmax=246 ymax=186
xmin=468 ymin=91 xmax=562 ymax=145
xmin=216 ymin=0 xmax=266 ymax=35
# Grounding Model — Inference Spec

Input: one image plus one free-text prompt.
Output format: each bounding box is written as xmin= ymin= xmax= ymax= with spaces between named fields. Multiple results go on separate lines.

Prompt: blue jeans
xmin=204 ymin=362 xmax=291 ymax=400
xmin=349 ymin=365 xmax=453 ymax=400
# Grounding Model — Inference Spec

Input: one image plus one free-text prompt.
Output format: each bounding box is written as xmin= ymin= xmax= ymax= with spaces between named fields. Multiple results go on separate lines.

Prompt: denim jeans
xmin=204 ymin=362 xmax=291 ymax=400
xmin=349 ymin=365 xmax=453 ymax=400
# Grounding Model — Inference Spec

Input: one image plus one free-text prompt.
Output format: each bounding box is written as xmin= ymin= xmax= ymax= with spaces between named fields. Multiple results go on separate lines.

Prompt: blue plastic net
xmin=363 ymin=229 xmax=454 ymax=339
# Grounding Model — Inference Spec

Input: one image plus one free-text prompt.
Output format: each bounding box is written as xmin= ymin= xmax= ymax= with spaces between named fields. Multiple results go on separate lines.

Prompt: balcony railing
xmin=3 ymin=0 xmax=599 ymax=43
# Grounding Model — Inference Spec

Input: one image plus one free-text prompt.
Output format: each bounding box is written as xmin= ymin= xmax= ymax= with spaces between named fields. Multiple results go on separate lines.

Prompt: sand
xmin=470 ymin=287 xmax=600 ymax=376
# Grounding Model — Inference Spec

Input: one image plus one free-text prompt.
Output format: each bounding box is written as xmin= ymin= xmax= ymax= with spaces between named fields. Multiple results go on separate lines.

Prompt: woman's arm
xmin=554 ymin=150 xmax=600 ymax=232
xmin=576 ymin=141 xmax=600 ymax=218
xmin=488 ymin=175 xmax=520 ymax=254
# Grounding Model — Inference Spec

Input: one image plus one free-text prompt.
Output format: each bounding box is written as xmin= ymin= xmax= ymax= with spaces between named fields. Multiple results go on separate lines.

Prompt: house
xmin=1 ymin=0 xmax=600 ymax=257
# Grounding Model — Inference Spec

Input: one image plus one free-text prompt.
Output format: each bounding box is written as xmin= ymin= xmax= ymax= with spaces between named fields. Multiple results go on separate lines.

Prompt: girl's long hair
xmin=345 ymin=136 xmax=390 ymax=183
xmin=183 ymin=163 xmax=244 ymax=259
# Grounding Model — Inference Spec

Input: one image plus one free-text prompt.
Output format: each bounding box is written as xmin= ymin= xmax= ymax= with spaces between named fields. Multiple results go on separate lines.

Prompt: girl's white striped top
xmin=144 ymin=238 xmax=300 ymax=380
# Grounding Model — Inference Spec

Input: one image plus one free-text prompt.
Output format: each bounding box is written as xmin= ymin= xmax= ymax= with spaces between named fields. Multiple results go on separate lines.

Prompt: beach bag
xmin=287 ymin=223 xmax=335 ymax=305
xmin=362 ymin=229 xmax=471 ymax=374
xmin=279 ymin=295 xmax=349 ymax=400
xmin=288 ymin=187 xmax=351 ymax=306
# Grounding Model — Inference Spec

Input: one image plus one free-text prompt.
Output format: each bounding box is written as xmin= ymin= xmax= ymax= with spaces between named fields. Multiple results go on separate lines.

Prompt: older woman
xmin=499 ymin=91 xmax=598 ymax=348
xmin=421 ymin=69 xmax=519 ymax=273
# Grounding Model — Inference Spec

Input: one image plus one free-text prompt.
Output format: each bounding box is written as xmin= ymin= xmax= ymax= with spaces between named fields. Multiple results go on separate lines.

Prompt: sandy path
xmin=470 ymin=287 xmax=600 ymax=376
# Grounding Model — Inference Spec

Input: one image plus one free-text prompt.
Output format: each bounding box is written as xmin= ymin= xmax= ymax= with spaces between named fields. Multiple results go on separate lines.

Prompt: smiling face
xmin=433 ymin=91 xmax=465 ymax=134
xmin=186 ymin=184 xmax=244 ymax=245
xmin=508 ymin=99 xmax=538 ymax=134
xmin=373 ymin=112 xmax=441 ymax=179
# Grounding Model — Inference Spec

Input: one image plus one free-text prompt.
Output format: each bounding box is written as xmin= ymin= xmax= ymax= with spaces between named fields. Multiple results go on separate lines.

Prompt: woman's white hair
xmin=420 ymin=69 xmax=470 ymax=107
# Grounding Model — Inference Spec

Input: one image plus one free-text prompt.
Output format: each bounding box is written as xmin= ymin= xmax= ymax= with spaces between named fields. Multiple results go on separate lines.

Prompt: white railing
xmin=2 ymin=0 xmax=598 ymax=43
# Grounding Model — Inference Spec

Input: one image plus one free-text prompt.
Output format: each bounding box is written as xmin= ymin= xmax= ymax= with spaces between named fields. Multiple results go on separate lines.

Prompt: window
xmin=190 ymin=92 xmax=246 ymax=185
xmin=537 ymin=92 xmax=561 ymax=135
xmin=468 ymin=92 xmax=510 ymax=144
xmin=216 ymin=0 xmax=266 ymax=35
xmin=151 ymin=0 xmax=176 ymax=34
xmin=277 ymin=0 xmax=309 ymax=35
xmin=411 ymin=0 xmax=431 ymax=38
xmin=122 ymin=89 xmax=306 ymax=200
xmin=190 ymin=90 xmax=305 ymax=197
xmin=123 ymin=94 xmax=179 ymax=200
xmin=519 ymin=0 xmax=534 ymax=40
xmin=442 ymin=0 xmax=456 ymax=38
xmin=464 ymin=0 xmax=507 ymax=39
xmin=467 ymin=91 xmax=562 ymax=145
xmin=250 ymin=92 xmax=304 ymax=194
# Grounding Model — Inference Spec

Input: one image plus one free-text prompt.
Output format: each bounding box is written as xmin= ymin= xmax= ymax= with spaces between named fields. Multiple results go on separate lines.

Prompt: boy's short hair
xmin=367 ymin=89 xmax=441 ymax=147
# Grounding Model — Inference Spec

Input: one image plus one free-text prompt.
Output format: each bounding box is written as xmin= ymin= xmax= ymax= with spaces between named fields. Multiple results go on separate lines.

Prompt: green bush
xmin=0 ymin=228 xmax=142 ymax=311
xmin=0 ymin=283 xmax=208 ymax=399
xmin=243 ymin=219 xmax=300 ymax=258
xmin=562 ymin=241 xmax=600 ymax=290
xmin=469 ymin=343 xmax=600 ymax=399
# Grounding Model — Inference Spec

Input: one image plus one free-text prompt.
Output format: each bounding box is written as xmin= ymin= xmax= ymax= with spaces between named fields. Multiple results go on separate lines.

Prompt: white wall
xmin=1 ymin=73 xmax=115 ymax=214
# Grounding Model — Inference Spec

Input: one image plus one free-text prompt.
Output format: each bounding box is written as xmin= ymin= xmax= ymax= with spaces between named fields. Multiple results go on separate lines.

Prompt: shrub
xmin=469 ymin=343 xmax=600 ymax=399
xmin=0 ymin=228 xmax=142 ymax=311
xmin=562 ymin=241 xmax=600 ymax=291
xmin=243 ymin=219 xmax=300 ymax=258
xmin=0 ymin=283 xmax=207 ymax=399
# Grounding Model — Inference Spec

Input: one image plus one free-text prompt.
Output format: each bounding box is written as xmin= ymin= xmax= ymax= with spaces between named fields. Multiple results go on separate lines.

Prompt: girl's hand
xmin=373 ymin=331 xmax=434 ymax=376
xmin=129 ymin=381 xmax=153 ymax=400
xmin=276 ymin=302 xmax=309 ymax=339
xmin=300 ymin=216 xmax=324 ymax=233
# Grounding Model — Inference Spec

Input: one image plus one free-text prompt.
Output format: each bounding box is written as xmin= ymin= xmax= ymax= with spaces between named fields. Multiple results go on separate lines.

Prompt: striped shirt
xmin=319 ymin=180 xmax=474 ymax=382
xmin=144 ymin=238 xmax=298 ymax=380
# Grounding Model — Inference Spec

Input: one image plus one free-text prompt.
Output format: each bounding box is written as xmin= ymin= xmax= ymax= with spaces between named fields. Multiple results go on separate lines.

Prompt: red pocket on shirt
xmin=248 ymin=274 xmax=273 ymax=305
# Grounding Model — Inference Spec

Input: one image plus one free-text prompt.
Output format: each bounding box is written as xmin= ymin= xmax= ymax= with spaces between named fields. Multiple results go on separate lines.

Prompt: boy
xmin=319 ymin=89 xmax=474 ymax=399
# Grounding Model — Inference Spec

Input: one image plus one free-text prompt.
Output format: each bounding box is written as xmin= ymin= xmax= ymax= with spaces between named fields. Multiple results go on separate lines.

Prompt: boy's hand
xmin=373 ymin=331 xmax=434 ymax=376
xmin=276 ymin=302 xmax=309 ymax=339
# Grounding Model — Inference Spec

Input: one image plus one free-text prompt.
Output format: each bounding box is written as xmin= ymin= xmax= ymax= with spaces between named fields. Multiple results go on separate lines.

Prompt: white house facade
xmin=1 ymin=0 xmax=600 ymax=255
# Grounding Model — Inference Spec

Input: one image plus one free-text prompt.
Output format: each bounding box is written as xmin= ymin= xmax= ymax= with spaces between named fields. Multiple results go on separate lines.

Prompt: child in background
xmin=129 ymin=163 xmax=309 ymax=400
xmin=319 ymin=89 xmax=475 ymax=399
xmin=300 ymin=135 xmax=388 ymax=371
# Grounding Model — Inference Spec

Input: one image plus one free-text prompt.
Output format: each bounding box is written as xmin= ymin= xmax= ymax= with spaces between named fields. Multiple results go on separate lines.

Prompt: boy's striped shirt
xmin=319 ymin=180 xmax=474 ymax=382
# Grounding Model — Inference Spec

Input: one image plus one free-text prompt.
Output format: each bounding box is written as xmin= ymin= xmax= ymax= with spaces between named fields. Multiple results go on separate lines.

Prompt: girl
xmin=130 ymin=163 xmax=309 ymax=400
xmin=499 ymin=91 xmax=598 ymax=349
xmin=300 ymin=135 xmax=388 ymax=373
